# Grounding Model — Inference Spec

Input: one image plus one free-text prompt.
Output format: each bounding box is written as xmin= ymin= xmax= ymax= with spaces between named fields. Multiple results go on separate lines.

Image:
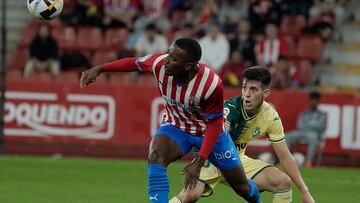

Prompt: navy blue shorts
xmin=154 ymin=123 xmax=241 ymax=170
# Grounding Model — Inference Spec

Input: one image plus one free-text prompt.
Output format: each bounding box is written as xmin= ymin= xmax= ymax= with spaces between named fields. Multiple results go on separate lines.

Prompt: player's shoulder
xmin=261 ymin=101 xmax=281 ymax=121
xmin=224 ymin=96 xmax=241 ymax=110
xmin=137 ymin=53 xmax=167 ymax=63
xmin=198 ymin=63 xmax=223 ymax=87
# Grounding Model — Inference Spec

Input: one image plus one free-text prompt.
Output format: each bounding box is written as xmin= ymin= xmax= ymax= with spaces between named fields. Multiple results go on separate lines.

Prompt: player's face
xmin=242 ymin=79 xmax=270 ymax=112
xmin=164 ymin=44 xmax=190 ymax=76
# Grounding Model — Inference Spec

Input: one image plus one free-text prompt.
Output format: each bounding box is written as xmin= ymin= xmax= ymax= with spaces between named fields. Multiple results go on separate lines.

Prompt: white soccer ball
xmin=258 ymin=152 xmax=276 ymax=164
xmin=27 ymin=0 xmax=64 ymax=20
xmin=292 ymin=152 xmax=306 ymax=167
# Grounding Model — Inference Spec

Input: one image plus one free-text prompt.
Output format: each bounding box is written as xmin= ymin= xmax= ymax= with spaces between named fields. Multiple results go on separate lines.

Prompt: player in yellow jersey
xmin=170 ymin=66 xmax=315 ymax=203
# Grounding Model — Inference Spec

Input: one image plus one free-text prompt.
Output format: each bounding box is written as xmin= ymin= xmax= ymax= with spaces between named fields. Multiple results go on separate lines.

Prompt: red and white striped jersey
xmin=135 ymin=53 xmax=224 ymax=135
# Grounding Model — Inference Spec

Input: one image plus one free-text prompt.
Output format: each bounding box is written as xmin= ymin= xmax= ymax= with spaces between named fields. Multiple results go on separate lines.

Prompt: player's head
xmin=309 ymin=91 xmax=321 ymax=109
xmin=164 ymin=38 xmax=202 ymax=76
xmin=37 ymin=24 xmax=51 ymax=38
xmin=241 ymin=66 xmax=271 ymax=112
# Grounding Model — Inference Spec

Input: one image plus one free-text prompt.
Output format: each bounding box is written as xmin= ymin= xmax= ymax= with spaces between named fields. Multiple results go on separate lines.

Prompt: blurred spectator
xmin=217 ymin=0 xmax=248 ymax=26
xmin=135 ymin=23 xmax=168 ymax=56
xmin=199 ymin=23 xmax=230 ymax=72
xmin=286 ymin=91 xmax=326 ymax=168
xmin=133 ymin=0 xmax=171 ymax=33
xmin=248 ymin=0 xmax=282 ymax=34
xmin=60 ymin=51 xmax=91 ymax=71
xmin=103 ymin=0 xmax=141 ymax=28
xmin=307 ymin=0 xmax=348 ymax=41
xmin=24 ymin=24 xmax=60 ymax=78
xmin=229 ymin=19 xmax=256 ymax=66
xmin=269 ymin=56 xmax=300 ymax=89
xmin=218 ymin=50 xmax=246 ymax=87
xmin=255 ymin=23 xmax=288 ymax=67
xmin=61 ymin=0 xmax=104 ymax=27
xmin=173 ymin=22 xmax=197 ymax=40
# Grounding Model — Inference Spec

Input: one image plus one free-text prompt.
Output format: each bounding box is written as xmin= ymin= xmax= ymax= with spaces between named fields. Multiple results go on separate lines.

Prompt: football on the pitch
xmin=27 ymin=0 xmax=64 ymax=20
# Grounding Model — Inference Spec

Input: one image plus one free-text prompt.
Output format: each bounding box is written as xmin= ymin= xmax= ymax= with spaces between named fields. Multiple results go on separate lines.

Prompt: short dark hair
xmin=242 ymin=66 xmax=271 ymax=88
xmin=174 ymin=38 xmax=202 ymax=63
xmin=310 ymin=91 xmax=321 ymax=100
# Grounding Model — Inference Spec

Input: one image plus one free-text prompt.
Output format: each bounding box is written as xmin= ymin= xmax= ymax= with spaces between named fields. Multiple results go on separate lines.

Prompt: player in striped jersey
xmin=171 ymin=66 xmax=315 ymax=203
xmin=80 ymin=38 xmax=260 ymax=203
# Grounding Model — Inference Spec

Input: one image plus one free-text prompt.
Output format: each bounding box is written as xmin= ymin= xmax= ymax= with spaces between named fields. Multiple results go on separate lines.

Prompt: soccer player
xmin=80 ymin=38 xmax=261 ymax=203
xmin=171 ymin=66 xmax=315 ymax=203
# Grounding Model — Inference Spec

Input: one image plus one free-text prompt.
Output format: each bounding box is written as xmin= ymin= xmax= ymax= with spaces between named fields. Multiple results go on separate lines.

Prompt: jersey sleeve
xmin=135 ymin=53 xmax=165 ymax=73
xmin=203 ymin=80 xmax=224 ymax=120
xmin=267 ymin=114 xmax=285 ymax=143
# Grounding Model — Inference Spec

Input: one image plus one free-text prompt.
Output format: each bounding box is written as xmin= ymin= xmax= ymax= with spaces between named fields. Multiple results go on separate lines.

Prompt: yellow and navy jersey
xmin=224 ymin=96 xmax=285 ymax=155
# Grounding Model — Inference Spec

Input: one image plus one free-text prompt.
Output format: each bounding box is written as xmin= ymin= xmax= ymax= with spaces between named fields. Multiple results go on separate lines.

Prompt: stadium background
xmin=0 ymin=0 xmax=360 ymax=202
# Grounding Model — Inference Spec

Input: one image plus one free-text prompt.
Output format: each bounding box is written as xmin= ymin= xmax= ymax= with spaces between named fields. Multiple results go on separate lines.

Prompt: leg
xmin=206 ymin=131 xmax=260 ymax=202
xmin=148 ymin=124 xmax=192 ymax=203
xmin=301 ymin=131 xmax=321 ymax=167
xmin=253 ymin=167 xmax=292 ymax=203
xmin=285 ymin=131 xmax=305 ymax=145
xmin=23 ymin=58 xmax=37 ymax=78
xmin=47 ymin=59 xmax=60 ymax=78
xmin=221 ymin=166 xmax=260 ymax=202
xmin=170 ymin=181 xmax=205 ymax=203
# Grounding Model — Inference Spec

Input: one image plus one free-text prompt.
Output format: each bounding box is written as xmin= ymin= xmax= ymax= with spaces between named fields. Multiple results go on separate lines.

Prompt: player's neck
xmin=245 ymin=102 xmax=263 ymax=117
xmin=174 ymin=66 xmax=198 ymax=84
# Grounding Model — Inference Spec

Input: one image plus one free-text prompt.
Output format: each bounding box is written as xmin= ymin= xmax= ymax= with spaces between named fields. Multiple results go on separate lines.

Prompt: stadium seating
xmin=24 ymin=72 xmax=53 ymax=82
xmin=54 ymin=71 xmax=79 ymax=83
xmin=296 ymin=35 xmax=323 ymax=62
xmin=6 ymin=69 xmax=23 ymax=81
xmin=297 ymin=59 xmax=313 ymax=85
xmin=103 ymin=28 xmax=129 ymax=51
xmin=109 ymin=72 xmax=134 ymax=85
xmin=136 ymin=73 xmax=157 ymax=86
xmin=280 ymin=15 xmax=307 ymax=37
xmin=7 ymin=47 xmax=28 ymax=70
xmin=282 ymin=35 xmax=297 ymax=58
xmin=52 ymin=26 xmax=77 ymax=51
xmin=77 ymin=27 xmax=103 ymax=51
xmin=92 ymin=50 xmax=118 ymax=66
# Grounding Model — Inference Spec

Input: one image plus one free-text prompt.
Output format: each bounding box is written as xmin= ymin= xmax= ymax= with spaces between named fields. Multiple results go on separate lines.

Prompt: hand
xmin=80 ymin=66 xmax=103 ymax=88
xmin=302 ymin=191 xmax=315 ymax=203
xmin=182 ymin=156 xmax=206 ymax=191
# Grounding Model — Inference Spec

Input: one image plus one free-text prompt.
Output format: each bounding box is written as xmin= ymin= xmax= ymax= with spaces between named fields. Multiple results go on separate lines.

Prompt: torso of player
xmin=224 ymin=96 xmax=284 ymax=155
xmin=146 ymin=53 xmax=221 ymax=135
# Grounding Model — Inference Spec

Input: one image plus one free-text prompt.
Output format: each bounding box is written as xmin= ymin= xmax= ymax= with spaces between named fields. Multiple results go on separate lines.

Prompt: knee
xmin=148 ymin=149 xmax=165 ymax=164
xmin=273 ymin=174 xmax=292 ymax=191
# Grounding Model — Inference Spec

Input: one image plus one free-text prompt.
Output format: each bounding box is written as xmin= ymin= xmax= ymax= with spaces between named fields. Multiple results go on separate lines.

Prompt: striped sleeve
xmin=204 ymin=78 xmax=224 ymax=120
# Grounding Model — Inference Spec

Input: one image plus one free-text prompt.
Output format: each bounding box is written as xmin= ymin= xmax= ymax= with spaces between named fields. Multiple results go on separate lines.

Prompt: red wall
xmin=4 ymin=80 xmax=360 ymax=166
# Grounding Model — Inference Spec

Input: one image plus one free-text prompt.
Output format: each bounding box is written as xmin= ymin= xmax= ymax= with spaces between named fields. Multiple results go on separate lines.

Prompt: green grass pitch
xmin=0 ymin=156 xmax=359 ymax=202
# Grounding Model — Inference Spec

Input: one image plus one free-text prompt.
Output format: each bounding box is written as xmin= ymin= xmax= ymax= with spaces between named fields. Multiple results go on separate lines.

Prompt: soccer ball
xmin=292 ymin=152 xmax=306 ymax=167
xmin=27 ymin=0 xmax=64 ymax=20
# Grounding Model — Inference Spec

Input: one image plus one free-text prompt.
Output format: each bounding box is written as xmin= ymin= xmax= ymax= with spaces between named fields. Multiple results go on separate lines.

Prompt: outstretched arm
xmin=272 ymin=141 xmax=315 ymax=203
xmin=80 ymin=57 xmax=139 ymax=88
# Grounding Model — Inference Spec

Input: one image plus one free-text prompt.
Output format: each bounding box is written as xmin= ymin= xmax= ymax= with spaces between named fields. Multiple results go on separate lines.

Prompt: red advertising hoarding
xmin=4 ymin=80 xmax=360 ymax=165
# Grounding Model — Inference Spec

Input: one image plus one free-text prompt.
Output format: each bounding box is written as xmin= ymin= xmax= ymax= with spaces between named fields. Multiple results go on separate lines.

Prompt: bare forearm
xmin=280 ymin=155 xmax=309 ymax=194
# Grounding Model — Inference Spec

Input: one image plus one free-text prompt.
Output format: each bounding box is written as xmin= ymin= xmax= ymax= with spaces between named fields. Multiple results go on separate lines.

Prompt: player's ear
xmin=185 ymin=62 xmax=194 ymax=70
xmin=263 ymin=88 xmax=270 ymax=98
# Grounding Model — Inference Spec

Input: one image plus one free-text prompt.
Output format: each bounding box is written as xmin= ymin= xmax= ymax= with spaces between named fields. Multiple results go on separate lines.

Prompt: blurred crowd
xmin=11 ymin=0 xmax=353 ymax=89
